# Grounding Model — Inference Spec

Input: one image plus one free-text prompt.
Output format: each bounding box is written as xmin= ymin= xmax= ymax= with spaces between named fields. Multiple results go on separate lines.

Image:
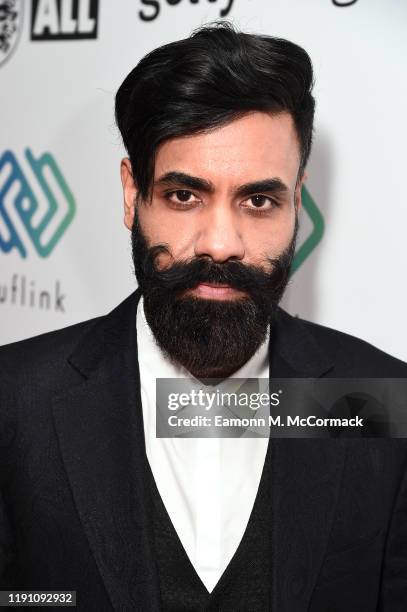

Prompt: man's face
xmin=121 ymin=111 xmax=304 ymax=379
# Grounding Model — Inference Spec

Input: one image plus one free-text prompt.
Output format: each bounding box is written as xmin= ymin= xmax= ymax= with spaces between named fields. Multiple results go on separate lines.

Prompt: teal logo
xmin=291 ymin=185 xmax=324 ymax=275
xmin=0 ymin=149 xmax=76 ymax=258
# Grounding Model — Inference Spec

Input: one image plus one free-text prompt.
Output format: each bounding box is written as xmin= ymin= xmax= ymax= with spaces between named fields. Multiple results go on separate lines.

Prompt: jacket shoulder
xmin=0 ymin=315 xmax=103 ymax=384
xmin=293 ymin=313 xmax=407 ymax=376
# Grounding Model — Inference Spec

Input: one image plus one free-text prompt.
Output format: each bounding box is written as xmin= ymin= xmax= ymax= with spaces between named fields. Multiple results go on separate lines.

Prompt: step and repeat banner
xmin=1 ymin=0 xmax=406 ymax=361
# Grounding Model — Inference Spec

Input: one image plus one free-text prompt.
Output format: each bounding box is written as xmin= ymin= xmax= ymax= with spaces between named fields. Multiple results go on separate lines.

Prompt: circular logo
xmin=0 ymin=0 xmax=23 ymax=68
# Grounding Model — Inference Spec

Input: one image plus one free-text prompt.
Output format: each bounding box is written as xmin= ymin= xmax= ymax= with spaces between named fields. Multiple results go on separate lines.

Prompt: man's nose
xmin=194 ymin=205 xmax=245 ymax=262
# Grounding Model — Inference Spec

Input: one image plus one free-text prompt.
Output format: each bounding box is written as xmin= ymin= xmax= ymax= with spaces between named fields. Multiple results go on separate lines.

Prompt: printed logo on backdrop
xmin=31 ymin=0 xmax=98 ymax=40
xmin=139 ymin=0 xmax=234 ymax=22
xmin=0 ymin=149 xmax=76 ymax=258
xmin=0 ymin=0 xmax=23 ymax=67
xmin=291 ymin=186 xmax=324 ymax=275
xmin=137 ymin=0 xmax=359 ymax=22
xmin=0 ymin=149 xmax=75 ymax=311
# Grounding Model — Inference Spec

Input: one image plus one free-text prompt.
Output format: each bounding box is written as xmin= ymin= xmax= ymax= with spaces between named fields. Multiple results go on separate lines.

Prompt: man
xmin=1 ymin=20 xmax=407 ymax=612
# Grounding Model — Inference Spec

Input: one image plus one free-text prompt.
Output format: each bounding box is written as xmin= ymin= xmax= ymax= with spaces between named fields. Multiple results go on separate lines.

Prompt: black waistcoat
xmin=148 ymin=436 xmax=273 ymax=612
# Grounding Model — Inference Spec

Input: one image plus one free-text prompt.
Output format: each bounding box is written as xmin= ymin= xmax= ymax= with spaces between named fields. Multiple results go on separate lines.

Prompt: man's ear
xmin=120 ymin=157 xmax=138 ymax=231
xmin=294 ymin=170 xmax=307 ymax=213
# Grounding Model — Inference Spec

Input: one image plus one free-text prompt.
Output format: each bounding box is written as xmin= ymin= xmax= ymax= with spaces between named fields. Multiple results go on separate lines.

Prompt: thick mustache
xmin=141 ymin=245 xmax=279 ymax=293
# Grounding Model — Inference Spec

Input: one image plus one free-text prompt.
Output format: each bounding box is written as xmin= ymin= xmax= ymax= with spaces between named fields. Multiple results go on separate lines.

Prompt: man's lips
xmin=184 ymin=282 xmax=247 ymax=300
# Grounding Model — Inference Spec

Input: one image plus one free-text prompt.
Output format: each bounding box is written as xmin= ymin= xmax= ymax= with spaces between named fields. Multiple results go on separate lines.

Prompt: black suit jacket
xmin=1 ymin=288 xmax=407 ymax=611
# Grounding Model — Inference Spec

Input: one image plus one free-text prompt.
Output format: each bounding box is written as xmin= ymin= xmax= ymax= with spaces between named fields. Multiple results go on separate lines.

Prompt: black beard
xmin=131 ymin=209 xmax=298 ymax=380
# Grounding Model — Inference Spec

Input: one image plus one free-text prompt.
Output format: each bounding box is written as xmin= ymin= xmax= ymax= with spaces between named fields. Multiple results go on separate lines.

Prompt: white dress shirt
xmin=137 ymin=295 xmax=270 ymax=593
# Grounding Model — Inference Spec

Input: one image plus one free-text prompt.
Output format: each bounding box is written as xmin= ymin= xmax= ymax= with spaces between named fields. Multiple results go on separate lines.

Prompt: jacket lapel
xmin=268 ymin=308 xmax=347 ymax=612
xmin=52 ymin=289 xmax=346 ymax=612
xmin=52 ymin=288 xmax=161 ymax=611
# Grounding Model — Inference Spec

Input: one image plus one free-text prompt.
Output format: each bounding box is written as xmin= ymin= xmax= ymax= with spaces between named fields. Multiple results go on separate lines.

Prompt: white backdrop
xmin=1 ymin=0 xmax=406 ymax=362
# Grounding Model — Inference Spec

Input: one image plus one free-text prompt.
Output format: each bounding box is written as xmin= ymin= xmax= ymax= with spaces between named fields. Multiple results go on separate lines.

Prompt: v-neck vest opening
xmin=147 ymin=435 xmax=273 ymax=611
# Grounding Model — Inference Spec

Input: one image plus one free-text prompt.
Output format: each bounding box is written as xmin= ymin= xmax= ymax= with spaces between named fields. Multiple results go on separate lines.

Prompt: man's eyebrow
xmin=155 ymin=171 xmax=214 ymax=192
xmin=154 ymin=171 xmax=290 ymax=197
xmin=232 ymin=178 xmax=289 ymax=198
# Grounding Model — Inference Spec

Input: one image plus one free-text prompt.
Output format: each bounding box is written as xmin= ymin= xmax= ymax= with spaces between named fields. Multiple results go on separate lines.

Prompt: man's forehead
xmin=154 ymin=111 xmax=301 ymax=187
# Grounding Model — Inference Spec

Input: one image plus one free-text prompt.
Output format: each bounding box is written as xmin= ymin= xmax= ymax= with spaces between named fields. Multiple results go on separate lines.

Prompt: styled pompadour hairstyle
xmin=115 ymin=20 xmax=315 ymax=203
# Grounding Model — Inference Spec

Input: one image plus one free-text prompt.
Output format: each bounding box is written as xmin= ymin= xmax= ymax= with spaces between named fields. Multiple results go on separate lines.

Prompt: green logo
xmin=0 ymin=149 xmax=76 ymax=258
xmin=291 ymin=186 xmax=324 ymax=275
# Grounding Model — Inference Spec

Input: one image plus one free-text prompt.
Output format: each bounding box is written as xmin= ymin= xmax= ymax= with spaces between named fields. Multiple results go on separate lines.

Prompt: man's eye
xmin=244 ymin=195 xmax=277 ymax=211
xmin=165 ymin=190 xmax=198 ymax=205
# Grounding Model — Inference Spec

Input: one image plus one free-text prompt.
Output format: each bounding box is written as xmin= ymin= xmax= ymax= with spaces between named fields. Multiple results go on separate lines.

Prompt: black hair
xmin=115 ymin=20 xmax=315 ymax=202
